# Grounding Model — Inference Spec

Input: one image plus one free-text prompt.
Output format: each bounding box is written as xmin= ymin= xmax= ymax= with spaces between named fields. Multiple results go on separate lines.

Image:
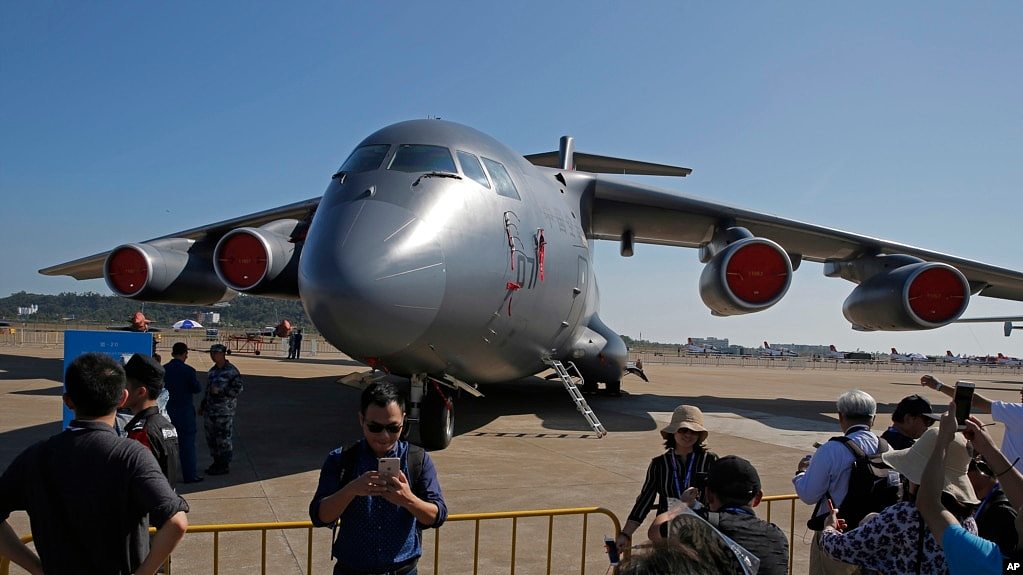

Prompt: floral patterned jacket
xmin=818 ymin=502 xmax=977 ymax=575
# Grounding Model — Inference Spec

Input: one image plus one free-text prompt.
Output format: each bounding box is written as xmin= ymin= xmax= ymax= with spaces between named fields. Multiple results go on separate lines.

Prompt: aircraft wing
xmin=39 ymin=197 xmax=321 ymax=280
xmin=587 ymin=175 xmax=1023 ymax=301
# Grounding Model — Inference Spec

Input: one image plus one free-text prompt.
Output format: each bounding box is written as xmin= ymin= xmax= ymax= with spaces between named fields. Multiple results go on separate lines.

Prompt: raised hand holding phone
xmin=952 ymin=381 xmax=975 ymax=430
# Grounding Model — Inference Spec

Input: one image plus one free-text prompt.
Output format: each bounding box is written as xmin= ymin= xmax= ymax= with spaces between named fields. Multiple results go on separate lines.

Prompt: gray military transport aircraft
xmin=41 ymin=119 xmax=1023 ymax=449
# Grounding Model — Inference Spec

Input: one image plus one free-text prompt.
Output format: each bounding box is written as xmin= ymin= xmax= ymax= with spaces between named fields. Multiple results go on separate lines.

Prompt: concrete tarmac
xmin=1 ymin=346 xmax=1019 ymax=574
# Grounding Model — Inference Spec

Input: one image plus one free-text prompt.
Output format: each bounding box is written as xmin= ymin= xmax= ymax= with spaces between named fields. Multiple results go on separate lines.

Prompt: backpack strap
xmin=406 ymin=443 xmax=425 ymax=485
xmin=338 ymin=440 xmax=362 ymax=485
xmin=829 ymin=435 xmax=866 ymax=460
xmin=330 ymin=440 xmax=363 ymax=560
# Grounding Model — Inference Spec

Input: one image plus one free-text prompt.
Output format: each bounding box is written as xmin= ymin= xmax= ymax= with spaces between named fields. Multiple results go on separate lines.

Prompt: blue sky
xmin=2 ymin=2 xmax=1022 ymax=355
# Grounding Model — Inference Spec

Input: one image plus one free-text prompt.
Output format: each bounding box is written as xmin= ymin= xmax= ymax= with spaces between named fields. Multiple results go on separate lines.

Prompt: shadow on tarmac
xmin=5 ymin=352 xmax=969 ymax=491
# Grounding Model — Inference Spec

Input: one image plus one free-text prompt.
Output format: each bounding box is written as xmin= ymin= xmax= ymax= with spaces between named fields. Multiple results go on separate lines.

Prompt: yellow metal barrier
xmin=2 ymin=497 xmax=802 ymax=575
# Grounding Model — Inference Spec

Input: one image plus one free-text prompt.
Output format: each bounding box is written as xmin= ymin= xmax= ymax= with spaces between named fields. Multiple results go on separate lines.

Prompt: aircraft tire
xmin=418 ymin=388 xmax=453 ymax=450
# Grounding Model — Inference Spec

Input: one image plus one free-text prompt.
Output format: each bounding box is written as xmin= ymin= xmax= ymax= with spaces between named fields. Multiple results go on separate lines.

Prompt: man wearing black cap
xmin=125 ymin=353 xmax=181 ymax=488
xmin=881 ymin=394 xmax=940 ymax=450
xmin=651 ymin=456 xmax=789 ymax=575
xmin=164 ymin=342 xmax=204 ymax=483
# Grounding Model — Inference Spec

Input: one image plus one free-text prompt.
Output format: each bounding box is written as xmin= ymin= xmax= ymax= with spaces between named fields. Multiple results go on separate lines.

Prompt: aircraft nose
xmin=299 ymin=200 xmax=446 ymax=358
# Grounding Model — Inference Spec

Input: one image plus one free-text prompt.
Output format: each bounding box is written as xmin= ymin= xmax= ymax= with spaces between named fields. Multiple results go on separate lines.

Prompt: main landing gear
xmin=410 ymin=374 xmax=454 ymax=450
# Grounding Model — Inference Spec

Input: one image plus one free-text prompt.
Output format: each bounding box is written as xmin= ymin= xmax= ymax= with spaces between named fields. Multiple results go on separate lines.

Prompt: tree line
xmin=0 ymin=292 xmax=309 ymax=330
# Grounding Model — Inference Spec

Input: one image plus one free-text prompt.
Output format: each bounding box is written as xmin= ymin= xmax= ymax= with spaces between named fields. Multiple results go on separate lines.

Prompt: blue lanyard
xmin=974 ymin=484 xmax=999 ymax=519
xmin=670 ymin=451 xmax=697 ymax=496
xmin=721 ymin=506 xmax=755 ymax=516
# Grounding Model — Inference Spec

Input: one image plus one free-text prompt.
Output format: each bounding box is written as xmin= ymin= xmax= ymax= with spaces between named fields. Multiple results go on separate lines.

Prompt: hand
xmin=615 ymin=533 xmax=631 ymax=553
xmin=920 ymin=374 xmax=941 ymax=390
xmin=963 ymin=416 xmax=994 ymax=451
xmin=378 ymin=470 xmax=416 ymax=507
xmin=797 ymin=454 xmax=812 ymax=473
xmin=346 ymin=471 xmax=388 ymax=498
xmin=937 ymin=403 xmax=958 ymax=443
xmin=679 ymin=486 xmax=701 ymax=507
xmin=823 ymin=508 xmax=847 ymax=532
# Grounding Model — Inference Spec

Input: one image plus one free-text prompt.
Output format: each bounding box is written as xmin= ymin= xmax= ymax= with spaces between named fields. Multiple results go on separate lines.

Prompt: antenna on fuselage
xmin=558 ymin=136 xmax=574 ymax=170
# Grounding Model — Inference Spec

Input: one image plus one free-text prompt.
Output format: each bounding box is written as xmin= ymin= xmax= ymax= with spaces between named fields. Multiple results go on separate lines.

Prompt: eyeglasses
xmin=366 ymin=421 xmax=403 ymax=434
xmin=676 ymin=428 xmax=698 ymax=436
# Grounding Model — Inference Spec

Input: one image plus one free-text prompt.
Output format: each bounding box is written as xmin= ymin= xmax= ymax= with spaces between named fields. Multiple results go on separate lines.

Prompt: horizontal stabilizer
xmin=524 ymin=150 xmax=691 ymax=178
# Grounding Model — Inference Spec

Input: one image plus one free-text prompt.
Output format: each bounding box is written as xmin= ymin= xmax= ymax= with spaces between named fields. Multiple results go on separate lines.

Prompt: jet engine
xmin=699 ymin=237 xmax=793 ymax=316
xmin=840 ymin=260 xmax=970 ymax=331
xmin=104 ymin=239 xmax=233 ymax=304
xmin=213 ymin=219 xmax=302 ymax=298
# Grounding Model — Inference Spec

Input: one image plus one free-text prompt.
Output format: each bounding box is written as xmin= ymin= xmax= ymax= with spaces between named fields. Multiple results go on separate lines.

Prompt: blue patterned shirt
xmin=309 ymin=439 xmax=447 ymax=571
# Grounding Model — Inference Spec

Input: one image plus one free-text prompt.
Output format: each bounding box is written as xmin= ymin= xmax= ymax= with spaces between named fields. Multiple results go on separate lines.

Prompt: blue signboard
xmin=62 ymin=330 xmax=153 ymax=429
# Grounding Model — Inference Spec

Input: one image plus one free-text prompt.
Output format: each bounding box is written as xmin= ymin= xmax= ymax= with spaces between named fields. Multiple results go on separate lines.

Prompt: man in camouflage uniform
xmin=200 ymin=344 xmax=243 ymax=475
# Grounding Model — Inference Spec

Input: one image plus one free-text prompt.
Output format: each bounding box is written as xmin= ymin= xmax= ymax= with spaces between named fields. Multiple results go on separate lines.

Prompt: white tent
xmin=172 ymin=319 xmax=203 ymax=330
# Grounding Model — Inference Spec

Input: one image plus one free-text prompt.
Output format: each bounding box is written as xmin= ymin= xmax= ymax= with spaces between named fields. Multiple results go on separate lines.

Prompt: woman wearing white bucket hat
xmin=818 ymin=425 xmax=980 ymax=574
xmin=616 ymin=405 xmax=718 ymax=552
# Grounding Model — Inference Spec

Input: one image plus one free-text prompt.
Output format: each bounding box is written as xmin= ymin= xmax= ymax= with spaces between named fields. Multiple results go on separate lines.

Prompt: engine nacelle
xmin=842 ymin=261 xmax=970 ymax=330
xmin=213 ymin=220 xmax=302 ymax=298
xmin=104 ymin=240 xmax=233 ymax=304
xmin=699 ymin=237 xmax=793 ymax=316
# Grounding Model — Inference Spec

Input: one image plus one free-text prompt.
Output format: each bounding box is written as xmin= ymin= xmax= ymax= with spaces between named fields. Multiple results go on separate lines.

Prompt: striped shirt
xmin=628 ymin=448 xmax=717 ymax=524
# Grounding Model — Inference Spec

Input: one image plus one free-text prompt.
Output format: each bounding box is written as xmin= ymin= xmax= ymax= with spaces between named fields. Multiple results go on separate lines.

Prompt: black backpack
xmin=807 ymin=436 xmax=900 ymax=531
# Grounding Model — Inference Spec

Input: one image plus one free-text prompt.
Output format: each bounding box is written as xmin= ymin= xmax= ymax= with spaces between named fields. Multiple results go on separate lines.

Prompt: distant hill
xmin=0 ymin=292 xmax=309 ymax=330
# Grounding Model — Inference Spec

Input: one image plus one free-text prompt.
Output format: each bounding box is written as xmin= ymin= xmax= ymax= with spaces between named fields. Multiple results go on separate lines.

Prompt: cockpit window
xmin=388 ymin=144 xmax=457 ymax=174
xmin=481 ymin=157 xmax=520 ymax=200
xmin=457 ymin=151 xmax=490 ymax=189
xmin=338 ymin=144 xmax=390 ymax=174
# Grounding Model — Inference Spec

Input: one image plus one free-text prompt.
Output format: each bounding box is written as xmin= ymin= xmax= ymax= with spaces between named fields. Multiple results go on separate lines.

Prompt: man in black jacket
xmin=125 ymin=353 xmax=181 ymax=488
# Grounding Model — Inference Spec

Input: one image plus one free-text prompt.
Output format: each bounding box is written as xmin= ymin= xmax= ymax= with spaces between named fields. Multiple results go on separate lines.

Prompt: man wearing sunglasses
xmin=309 ymin=382 xmax=447 ymax=575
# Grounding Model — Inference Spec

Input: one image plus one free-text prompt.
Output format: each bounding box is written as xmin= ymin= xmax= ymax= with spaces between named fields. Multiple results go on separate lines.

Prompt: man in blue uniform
xmin=164 ymin=342 xmax=204 ymax=482
xmin=309 ymin=382 xmax=447 ymax=574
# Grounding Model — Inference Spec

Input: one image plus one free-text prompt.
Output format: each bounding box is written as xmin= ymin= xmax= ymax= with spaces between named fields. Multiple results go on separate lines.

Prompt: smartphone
xmin=378 ymin=457 xmax=400 ymax=479
xmin=953 ymin=381 xmax=975 ymax=430
xmin=604 ymin=536 xmax=620 ymax=566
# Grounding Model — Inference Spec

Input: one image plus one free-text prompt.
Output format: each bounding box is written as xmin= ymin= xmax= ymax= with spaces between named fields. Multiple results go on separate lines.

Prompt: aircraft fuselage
xmin=299 ymin=120 xmax=619 ymax=385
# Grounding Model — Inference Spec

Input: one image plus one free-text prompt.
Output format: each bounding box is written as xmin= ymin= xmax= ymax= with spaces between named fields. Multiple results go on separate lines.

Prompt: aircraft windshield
xmin=339 ymin=145 xmax=390 ymax=173
xmin=457 ymin=151 xmax=490 ymax=188
xmin=388 ymin=144 xmax=457 ymax=174
xmin=481 ymin=157 xmax=520 ymax=200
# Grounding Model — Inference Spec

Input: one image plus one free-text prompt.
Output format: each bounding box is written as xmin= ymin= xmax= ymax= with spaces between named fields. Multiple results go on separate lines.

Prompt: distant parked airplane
xmin=890 ymin=347 xmax=929 ymax=363
xmin=683 ymin=337 xmax=721 ymax=354
xmin=997 ymin=353 xmax=1023 ymax=367
xmin=759 ymin=341 xmax=797 ymax=357
xmin=943 ymin=350 xmax=972 ymax=365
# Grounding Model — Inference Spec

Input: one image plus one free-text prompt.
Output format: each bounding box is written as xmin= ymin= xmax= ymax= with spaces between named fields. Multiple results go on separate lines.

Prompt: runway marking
xmin=651 ymin=408 xmax=838 ymax=451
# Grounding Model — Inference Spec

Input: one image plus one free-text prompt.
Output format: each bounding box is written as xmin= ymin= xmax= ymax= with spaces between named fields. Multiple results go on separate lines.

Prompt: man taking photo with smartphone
xmin=309 ymin=381 xmax=447 ymax=575
xmin=921 ymin=375 xmax=1023 ymax=473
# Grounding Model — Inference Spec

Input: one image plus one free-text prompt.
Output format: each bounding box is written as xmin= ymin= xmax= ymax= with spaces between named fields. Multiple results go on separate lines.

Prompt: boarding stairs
xmin=545 ymin=358 xmax=607 ymax=438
